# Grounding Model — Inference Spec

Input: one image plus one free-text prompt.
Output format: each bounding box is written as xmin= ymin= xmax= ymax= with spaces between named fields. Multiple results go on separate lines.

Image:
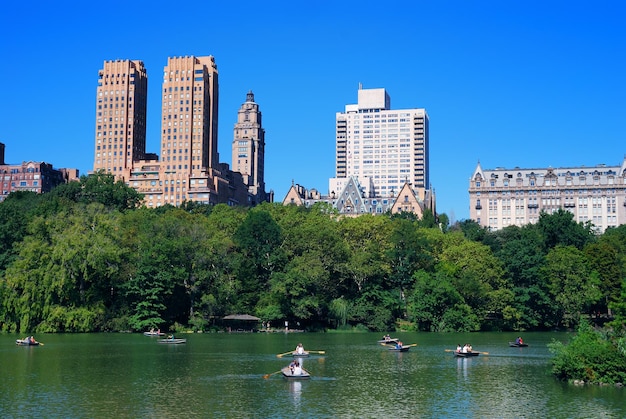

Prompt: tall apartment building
xmin=94 ymin=56 xmax=267 ymax=208
xmin=93 ymin=60 xmax=148 ymax=175
xmin=161 ymin=55 xmax=219 ymax=175
xmin=469 ymin=159 xmax=626 ymax=233
xmin=330 ymin=86 xmax=429 ymax=198
xmin=231 ymin=91 xmax=266 ymax=205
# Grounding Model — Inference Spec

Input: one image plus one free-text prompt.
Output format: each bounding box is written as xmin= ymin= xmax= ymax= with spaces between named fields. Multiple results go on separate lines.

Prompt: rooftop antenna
xmin=358 ymin=82 xmax=362 ymax=90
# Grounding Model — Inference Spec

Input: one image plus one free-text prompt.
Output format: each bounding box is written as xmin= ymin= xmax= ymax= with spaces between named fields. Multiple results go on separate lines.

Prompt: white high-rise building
xmin=330 ymin=86 xmax=429 ymax=197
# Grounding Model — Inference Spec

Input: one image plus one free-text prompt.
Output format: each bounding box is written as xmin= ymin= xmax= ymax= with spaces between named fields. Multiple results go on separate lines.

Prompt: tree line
xmin=1 ymin=172 xmax=625 ymax=334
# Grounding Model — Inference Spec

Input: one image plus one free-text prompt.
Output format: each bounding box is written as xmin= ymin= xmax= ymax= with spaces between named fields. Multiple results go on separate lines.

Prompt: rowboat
xmin=377 ymin=338 xmax=399 ymax=344
xmin=143 ymin=331 xmax=165 ymax=336
xmin=281 ymin=367 xmax=311 ymax=379
xmin=509 ymin=342 xmax=528 ymax=347
xmin=291 ymin=351 xmax=309 ymax=357
xmin=388 ymin=346 xmax=410 ymax=352
xmin=16 ymin=339 xmax=40 ymax=346
xmin=454 ymin=351 xmax=480 ymax=357
xmin=157 ymin=338 xmax=187 ymax=344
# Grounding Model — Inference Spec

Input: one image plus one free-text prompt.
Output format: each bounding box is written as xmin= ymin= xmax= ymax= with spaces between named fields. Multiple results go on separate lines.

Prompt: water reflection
xmin=288 ymin=380 xmax=302 ymax=408
xmin=456 ymin=356 xmax=469 ymax=381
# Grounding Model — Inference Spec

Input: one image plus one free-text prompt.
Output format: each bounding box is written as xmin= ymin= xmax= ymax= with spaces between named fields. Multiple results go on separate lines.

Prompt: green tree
xmin=48 ymin=171 xmax=142 ymax=211
xmin=542 ymin=245 xmax=602 ymax=328
xmin=537 ymin=209 xmax=595 ymax=251
xmin=386 ymin=217 xmax=434 ymax=315
xmin=233 ymin=209 xmax=285 ymax=311
xmin=337 ymin=215 xmax=391 ymax=293
xmin=0 ymin=191 xmax=41 ymax=272
xmin=495 ymin=225 xmax=554 ymax=329
xmin=439 ymin=237 xmax=509 ymax=326
xmin=1 ymin=203 xmax=122 ymax=332
xmin=407 ymin=270 xmax=468 ymax=331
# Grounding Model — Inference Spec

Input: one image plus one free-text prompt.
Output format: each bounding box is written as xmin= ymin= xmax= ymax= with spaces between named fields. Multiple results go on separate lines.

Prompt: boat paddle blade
xmin=263 ymin=370 xmax=281 ymax=379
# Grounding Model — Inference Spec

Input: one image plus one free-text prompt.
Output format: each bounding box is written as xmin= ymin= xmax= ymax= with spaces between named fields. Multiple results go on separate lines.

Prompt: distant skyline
xmin=1 ymin=1 xmax=624 ymax=221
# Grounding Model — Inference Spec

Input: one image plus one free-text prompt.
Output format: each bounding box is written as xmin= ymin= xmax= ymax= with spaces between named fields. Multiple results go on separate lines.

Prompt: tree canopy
xmin=0 ymin=176 xmax=624 ymax=333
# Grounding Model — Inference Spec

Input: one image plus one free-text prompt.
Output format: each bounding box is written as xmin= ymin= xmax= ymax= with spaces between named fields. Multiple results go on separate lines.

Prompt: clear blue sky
xmin=1 ymin=1 xmax=624 ymax=222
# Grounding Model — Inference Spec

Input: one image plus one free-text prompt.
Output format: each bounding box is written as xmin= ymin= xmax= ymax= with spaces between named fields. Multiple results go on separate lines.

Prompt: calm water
xmin=1 ymin=332 xmax=623 ymax=418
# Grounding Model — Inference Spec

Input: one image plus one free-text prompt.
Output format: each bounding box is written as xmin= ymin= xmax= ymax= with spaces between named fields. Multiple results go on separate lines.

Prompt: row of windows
xmin=2 ymin=181 xmax=40 ymax=187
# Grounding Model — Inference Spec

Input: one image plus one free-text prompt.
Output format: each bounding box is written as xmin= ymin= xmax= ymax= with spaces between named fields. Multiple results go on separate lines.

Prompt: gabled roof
xmin=391 ymin=182 xmax=424 ymax=216
xmin=334 ymin=177 xmax=369 ymax=215
xmin=283 ymin=184 xmax=304 ymax=206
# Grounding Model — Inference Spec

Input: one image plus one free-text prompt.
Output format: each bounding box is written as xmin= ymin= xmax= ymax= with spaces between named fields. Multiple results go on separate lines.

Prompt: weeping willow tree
xmin=329 ymin=297 xmax=349 ymax=327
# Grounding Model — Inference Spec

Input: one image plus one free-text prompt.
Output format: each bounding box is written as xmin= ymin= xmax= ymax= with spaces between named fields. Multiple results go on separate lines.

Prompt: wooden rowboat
xmin=454 ymin=351 xmax=480 ymax=357
xmin=157 ymin=338 xmax=187 ymax=344
xmin=509 ymin=342 xmax=528 ymax=347
xmin=388 ymin=346 xmax=410 ymax=352
xmin=281 ymin=367 xmax=311 ymax=379
xmin=143 ymin=331 xmax=165 ymax=336
xmin=16 ymin=339 xmax=40 ymax=346
xmin=291 ymin=351 xmax=309 ymax=357
xmin=377 ymin=338 xmax=399 ymax=344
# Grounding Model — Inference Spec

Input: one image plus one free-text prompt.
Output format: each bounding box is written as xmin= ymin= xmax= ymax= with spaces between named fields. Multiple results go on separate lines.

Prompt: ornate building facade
xmin=469 ymin=158 xmax=626 ymax=233
xmin=231 ymin=91 xmax=267 ymax=205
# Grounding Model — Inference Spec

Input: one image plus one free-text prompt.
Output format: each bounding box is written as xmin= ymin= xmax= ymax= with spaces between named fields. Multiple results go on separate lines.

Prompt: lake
xmin=1 ymin=331 xmax=623 ymax=418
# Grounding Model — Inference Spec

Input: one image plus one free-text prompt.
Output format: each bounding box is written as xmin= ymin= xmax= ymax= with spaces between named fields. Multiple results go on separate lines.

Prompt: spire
xmin=246 ymin=90 xmax=255 ymax=103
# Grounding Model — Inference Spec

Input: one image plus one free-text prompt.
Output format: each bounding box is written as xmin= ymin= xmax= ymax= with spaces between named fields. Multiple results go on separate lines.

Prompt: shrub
xmin=549 ymin=320 xmax=626 ymax=384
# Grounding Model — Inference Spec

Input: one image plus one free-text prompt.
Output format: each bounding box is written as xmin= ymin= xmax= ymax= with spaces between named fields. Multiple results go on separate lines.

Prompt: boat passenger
xmin=396 ymin=341 xmax=403 ymax=349
xmin=456 ymin=344 xmax=462 ymax=352
xmin=292 ymin=361 xmax=303 ymax=376
xmin=468 ymin=344 xmax=473 ymax=353
xmin=516 ymin=336 xmax=523 ymax=345
xmin=383 ymin=334 xmax=391 ymax=342
xmin=168 ymin=334 xmax=174 ymax=340
xmin=462 ymin=344 xmax=468 ymax=353
xmin=295 ymin=343 xmax=305 ymax=354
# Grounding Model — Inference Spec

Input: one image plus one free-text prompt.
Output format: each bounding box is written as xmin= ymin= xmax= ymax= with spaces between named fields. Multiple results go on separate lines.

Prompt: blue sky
xmin=1 ymin=1 xmax=624 ymax=222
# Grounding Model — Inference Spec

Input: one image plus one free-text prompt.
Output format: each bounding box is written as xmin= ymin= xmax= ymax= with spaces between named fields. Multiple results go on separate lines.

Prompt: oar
xmin=405 ymin=343 xmax=418 ymax=348
xmin=263 ymin=370 xmax=282 ymax=379
xmin=474 ymin=351 xmax=489 ymax=355
xmin=38 ymin=342 xmax=44 ymax=346
xmin=306 ymin=350 xmax=325 ymax=354
xmin=276 ymin=351 xmax=294 ymax=358
xmin=444 ymin=349 xmax=455 ymax=352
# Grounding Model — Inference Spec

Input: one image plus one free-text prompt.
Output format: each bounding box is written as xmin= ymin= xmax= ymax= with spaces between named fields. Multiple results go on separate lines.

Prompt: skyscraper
xmin=231 ymin=91 xmax=266 ymax=204
xmin=330 ymin=86 xmax=429 ymax=198
xmin=93 ymin=60 xmax=147 ymax=176
xmin=157 ymin=55 xmax=224 ymax=206
xmin=161 ymin=55 xmax=219 ymax=176
xmin=94 ymin=55 xmax=265 ymax=208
